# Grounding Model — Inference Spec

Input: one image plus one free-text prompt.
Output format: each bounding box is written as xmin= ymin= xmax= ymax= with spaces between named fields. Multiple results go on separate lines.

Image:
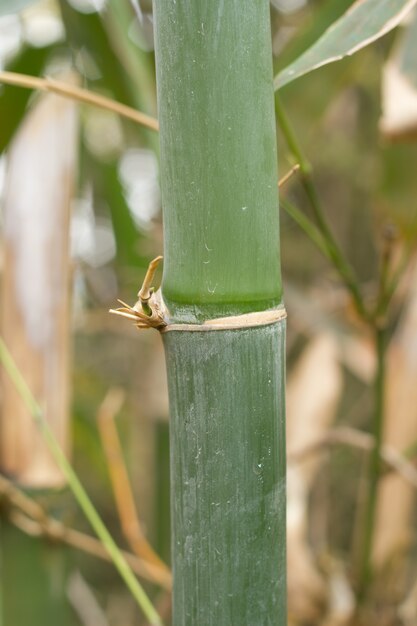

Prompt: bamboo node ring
xmin=110 ymin=256 xmax=287 ymax=333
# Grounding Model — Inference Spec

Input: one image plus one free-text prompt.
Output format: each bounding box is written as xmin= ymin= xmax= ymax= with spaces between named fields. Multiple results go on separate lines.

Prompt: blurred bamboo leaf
xmin=0 ymin=44 xmax=53 ymax=152
xmin=105 ymin=0 xmax=156 ymax=117
xmin=58 ymin=1 xmax=159 ymax=275
xmin=274 ymin=0 xmax=353 ymax=72
xmin=0 ymin=0 xmax=39 ymax=16
xmin=58 ymin=1 xmax=145 ymax=143
xmin=104 ymin=0 xmax=158 ymax=153
xmin=275 ymin=0 xmax=417 ymax=90
xmin=380 ymin=9 xmax=417 ymax=140
xmin=89 ymin=152 xmax=148 ymax=270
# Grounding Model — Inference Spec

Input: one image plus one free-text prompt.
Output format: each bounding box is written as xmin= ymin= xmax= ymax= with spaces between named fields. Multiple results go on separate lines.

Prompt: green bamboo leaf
xmin=275 ymin=0 xmax=417 ymax=90
xmin=397 ymin=8 xmax=417 ymax=86
xmin=274 ymin=0 xmax=353 ymax=73
xmin=0 ymin=44 xmax=53 ymax=153
xmin=86 ymin=149 xmax=149 ymax=270
xmin=0 ymin=0 xmax=39 ymax=16
xmin=59 ymin=2 xmax=142 ymax=125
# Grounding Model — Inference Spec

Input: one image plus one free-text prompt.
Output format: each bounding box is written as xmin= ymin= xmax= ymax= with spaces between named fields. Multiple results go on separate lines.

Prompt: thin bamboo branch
xmin=13 ymin=512 xmax=171 ymax=589
xmin=374 ymin=243 xmax=413 ymax=318
xmin=0 ymin=473 xmax=170 ymax=588
xmin=0 ymin=338 xmax=163 ymax=626
xmin=376 ymin=228 xmax=395 ymax=316
xmin=0 ymin=71 xmax=159 ymax=132
xmin=356 ymin=327 xmax=387 ymax=599
xmin=281 ymin=197 xmax=329 ymax=258
xmin=278 ymin=164 xmax=300 ymax=189
xmin=96 ymin=388 xmax=171 ymax=580
xmin=275 ymin=94 xmax=369 ymax=322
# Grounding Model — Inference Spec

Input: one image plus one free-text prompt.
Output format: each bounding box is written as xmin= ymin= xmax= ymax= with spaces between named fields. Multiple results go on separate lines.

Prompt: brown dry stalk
xmin=278 ymin=163 xmax=300 ymax=189
xmin=0 ymin=71 xmax=159 ymax=132
xmin=0 ymin=71 xmax=301 ymax=200
xmin=97 ymin=389 xmax=171 ymax=582
xmin=138 ymin=256 xmax=163 ymax=303
xmin=0 ymin=473 xmax=171 ymax=589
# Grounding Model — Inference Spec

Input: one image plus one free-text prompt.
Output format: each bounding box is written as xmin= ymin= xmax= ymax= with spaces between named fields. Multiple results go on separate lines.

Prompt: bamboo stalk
xmin=152 ymin=2 xmax=286 ymax=624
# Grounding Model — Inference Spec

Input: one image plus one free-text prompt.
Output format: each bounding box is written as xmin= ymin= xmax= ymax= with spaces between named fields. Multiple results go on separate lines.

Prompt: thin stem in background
xmin=275 ymin=94 xmax=369 ymax=322
xmin=0 ymin=71 xmax=159 ymax=132
xmin=374 ymin=243 xmax=413 ymax=320
xmin=0 ymin=338 xmax=163 ymax=626
xmin=356 ymin=326 xmax=387 ymax=600
xmin=274 ymin=95 xmax=402 ymax=610
xmin=278 ymin=163 xmax=300 ymax=189
xmin=281 ymin=197 xmax=330 ymax=258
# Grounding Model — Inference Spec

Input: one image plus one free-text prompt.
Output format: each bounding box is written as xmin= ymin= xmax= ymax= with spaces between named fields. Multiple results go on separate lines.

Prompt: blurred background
xmin=0 ymin=1 xmax=417 ymax=625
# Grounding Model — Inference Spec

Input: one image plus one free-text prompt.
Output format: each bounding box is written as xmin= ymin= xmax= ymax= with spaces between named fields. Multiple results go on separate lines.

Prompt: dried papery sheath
xmin=110 ymin=256 xmax=167 ymax=330
xmin=110 ymin=291 xmax=167 ymax=330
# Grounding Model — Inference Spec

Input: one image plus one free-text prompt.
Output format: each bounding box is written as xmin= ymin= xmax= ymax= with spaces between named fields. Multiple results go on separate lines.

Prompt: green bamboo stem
xmin=275 ymin=94 xmax=368 ymax=322
xmin=0 ymin=338 xmax=163 ymax=626
xmin=154 ymin=2 xmax=282 ymax=321
xmin=152 ymin=2 xmax=286 ymax=624
xmin=356 ymin=326 xmax=386 ymax=599
xmin=163 ymin=323 xmax=286 ymax=625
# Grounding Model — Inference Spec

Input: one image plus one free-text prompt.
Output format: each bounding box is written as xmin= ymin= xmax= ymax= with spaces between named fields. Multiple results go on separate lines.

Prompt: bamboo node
xmin=110 ymin=256 xmax=167 ymax=331
xmin=162 ymin=307 xmax=287 ymax=333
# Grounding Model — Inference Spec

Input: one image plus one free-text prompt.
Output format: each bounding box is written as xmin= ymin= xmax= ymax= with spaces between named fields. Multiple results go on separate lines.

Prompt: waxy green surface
xmin=163 ymin=322 xmax=286 ymax=626
xmin=153 ymin=0 xmax=281 ymax=322
xmin=153 ymin=2 xmax=287 ymax=624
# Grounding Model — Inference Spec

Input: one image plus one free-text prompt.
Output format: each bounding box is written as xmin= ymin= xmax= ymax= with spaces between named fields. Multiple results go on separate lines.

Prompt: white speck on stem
xmin=207 ymin=282 xmax=218 ymax=295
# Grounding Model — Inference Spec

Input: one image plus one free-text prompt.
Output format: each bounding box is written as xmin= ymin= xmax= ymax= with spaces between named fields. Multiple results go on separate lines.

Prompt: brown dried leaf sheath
xmin=110 ymin=292 xmax=167 ymax=331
